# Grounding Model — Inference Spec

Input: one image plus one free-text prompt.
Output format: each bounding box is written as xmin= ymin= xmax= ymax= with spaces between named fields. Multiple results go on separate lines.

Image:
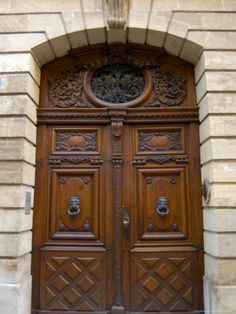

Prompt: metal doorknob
xmin=122 ymin=209 xmax=130 ymax=229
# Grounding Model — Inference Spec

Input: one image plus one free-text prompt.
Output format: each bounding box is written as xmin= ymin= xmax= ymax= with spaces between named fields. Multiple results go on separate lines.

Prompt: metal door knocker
xmin=67 ymin=196 xmax=80 ymax=217
xmin=156 ymin=196 xmax=170 ymax=217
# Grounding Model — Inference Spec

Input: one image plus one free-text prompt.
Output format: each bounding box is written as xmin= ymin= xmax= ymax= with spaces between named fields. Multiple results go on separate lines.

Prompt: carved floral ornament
xmin=48 ymin=62 xmax=187 ymax=108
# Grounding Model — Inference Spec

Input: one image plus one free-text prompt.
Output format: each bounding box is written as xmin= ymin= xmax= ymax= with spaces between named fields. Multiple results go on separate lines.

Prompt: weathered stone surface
xmin=128 ymin=27 xmax=146 ymax=44
xmin=0 ymin=33 xmax=48 ymax=52
xmin=202 ymin=162 xmax=236 ymax=184
xmin=0 ymin=254 xmax=31 ymax=284
xmin=0 ymin=276 xmax=31 ymax=314
xmin=0 ymin=95 xmax=37 ymax=123
xmin=198 ymin=93 xmax=236 ymax=122
xmin=0 ymin=185 xmax=34 ymax=208
xmin=0 ymin=161 xmax=35 ymax=185
xmin=0 ymin=138 xmax=35 ymax=164
xmin=0 ymin=117 xmax=36 ymax=144
xmin=0 ymin=231 xmax=32 ymax=257
xmin=0 ymin=73 xmax=39 ymax=104
xmin=0 ymin=209 xmax=33 ymax=233
xmin=0 ymin=53 xmax=40 ymax=85
xmin=204 ymin=231 xmax=236 ymax=257
xmin=201 ymin=139 xmax=236 ymax=164
xmin=204 ymin=278 xmax=236 ymax=313
xmin=200 ymin=116 xmax=236 ymax=142
xmin=196 ymin=71 xmax=236 ymax=104
xmin=195 ymin=51 xmax=236 ymax=83
xmin=204 ymin=208 xmax=236 ymax=232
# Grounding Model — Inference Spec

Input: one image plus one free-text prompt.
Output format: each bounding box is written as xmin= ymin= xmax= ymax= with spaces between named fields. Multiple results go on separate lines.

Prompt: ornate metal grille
xmin=90 ymin=64 xmax=145 ymax=104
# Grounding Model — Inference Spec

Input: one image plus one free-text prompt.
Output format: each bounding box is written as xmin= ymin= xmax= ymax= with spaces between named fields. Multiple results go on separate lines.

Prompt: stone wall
xmin=0 ymin=0 xmax=236 ymax=313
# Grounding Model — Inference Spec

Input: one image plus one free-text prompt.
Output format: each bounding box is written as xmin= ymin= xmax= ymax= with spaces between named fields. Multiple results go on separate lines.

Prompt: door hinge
xmin=36 ymin=159 xmax=44 ymax=167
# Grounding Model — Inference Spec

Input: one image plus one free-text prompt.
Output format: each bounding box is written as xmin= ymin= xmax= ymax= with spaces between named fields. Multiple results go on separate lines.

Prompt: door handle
xmin=122 ymin=208 xmax=130 ymax=230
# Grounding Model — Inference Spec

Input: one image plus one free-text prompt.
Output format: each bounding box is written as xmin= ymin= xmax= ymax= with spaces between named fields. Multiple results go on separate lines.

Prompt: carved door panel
xmin=121 ymin=123 xmax=203 ymax=313
xmin=32 ymin=44 xmax=203 ymax=314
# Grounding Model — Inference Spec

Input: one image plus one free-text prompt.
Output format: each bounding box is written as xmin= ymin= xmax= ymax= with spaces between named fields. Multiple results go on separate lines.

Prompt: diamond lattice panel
xmin=40 ymin=251 xmax=106 ymax=311
xmin=131 ymin=252 xmax=197 ymax=312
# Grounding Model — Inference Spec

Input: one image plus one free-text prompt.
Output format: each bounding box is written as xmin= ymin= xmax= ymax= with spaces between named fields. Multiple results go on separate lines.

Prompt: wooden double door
xmin=32 ymin=44 xmax=203 ymax=314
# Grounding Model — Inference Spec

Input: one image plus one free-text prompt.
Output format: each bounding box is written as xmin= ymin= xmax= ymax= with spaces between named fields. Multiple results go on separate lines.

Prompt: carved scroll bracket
xmin=106 ymin=0 xmax=128 ymax=30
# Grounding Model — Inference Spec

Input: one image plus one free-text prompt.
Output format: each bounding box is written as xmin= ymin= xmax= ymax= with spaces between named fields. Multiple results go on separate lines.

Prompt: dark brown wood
xmin=32 ymin=44 xmax=203 ymax=314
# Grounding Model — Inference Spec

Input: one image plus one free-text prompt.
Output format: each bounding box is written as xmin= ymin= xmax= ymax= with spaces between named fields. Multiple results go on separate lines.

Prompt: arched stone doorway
xmin=32 ymin=43 xmax=203 ymax=313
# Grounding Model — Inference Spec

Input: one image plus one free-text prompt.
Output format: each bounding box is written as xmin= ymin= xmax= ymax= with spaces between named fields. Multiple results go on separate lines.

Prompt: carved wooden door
xmin=32 ymin=44 xmax=203 ymax=314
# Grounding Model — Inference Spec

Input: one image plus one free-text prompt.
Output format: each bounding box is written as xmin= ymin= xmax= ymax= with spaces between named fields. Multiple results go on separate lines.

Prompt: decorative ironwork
xmin=90 ymin=64 xmax=145 ymax=104
xmin=48 ymin=68 xmax=89 ymax=108
xmin=56 ymin=132 xmax=96 ymax=152
xmin=147 ymin=68 xmax=187 ymax=107
xmin=67 ymin=196 xmax=81 ymax=217
xmin=156 ymin=196 xmax=170 ymax=217
xmin=201 ymin=178 xmax=211 ymax=204
xmin=139 ymin=131 xmax=181 ymax=152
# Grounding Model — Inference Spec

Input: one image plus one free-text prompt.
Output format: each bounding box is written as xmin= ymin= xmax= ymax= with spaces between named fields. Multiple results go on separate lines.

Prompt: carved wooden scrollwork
xmin=147 ymin=68 xmax=187 ymax=107
xmin=139 ymin=131 xmax=181 ymax=152
xmin=56 ymin=132 xmax=96 ymax=152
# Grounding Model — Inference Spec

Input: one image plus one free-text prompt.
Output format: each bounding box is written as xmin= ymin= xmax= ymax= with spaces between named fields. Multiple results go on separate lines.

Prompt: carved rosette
xmin=147 ymin=68 xmax=187 ymax=107
xmin=48 ymin=68 xmax=90 ymax=108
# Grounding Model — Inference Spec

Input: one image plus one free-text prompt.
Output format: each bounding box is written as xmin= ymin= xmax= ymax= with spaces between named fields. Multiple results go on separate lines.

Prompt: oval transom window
xmin=90 ymin=64 xmax=145 ymax=104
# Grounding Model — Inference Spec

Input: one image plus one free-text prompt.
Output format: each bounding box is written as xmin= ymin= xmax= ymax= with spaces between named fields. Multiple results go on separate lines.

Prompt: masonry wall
xmin=0 ymin=1 xmax=236 ymax=313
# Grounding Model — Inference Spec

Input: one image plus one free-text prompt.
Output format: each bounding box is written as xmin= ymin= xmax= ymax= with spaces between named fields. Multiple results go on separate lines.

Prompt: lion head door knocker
xmin=67 ymin=196 xmax=80 ymax=217
xmin=156 ymin=196 xmax=170 ymax=217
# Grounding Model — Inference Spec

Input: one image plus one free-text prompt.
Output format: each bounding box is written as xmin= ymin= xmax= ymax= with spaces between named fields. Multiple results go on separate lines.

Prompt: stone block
xmin=0 ymin=275 xmax=31 ymax=314
xmin=0 ymin=73 xmax=39 ymax=105
xmin=50 ymin=34 xmax=71 ymax=58
xmin=202 ymin=162 xmax=236 ymax=184
xmin=87 ymin=28 xmax=106 ymax=45
xmin=0 ymin=0 xmax=10 ymax=13
xmin=130 ymin=0 xmax=152 ymax=12
xmin=0 ymin=33 xmax=48 ymax=52
xmin=180 ymin=39 xmax=202 ymax=65
xmin=146 ymin=29 xmax=165 ymax=47
xmin=148 ymin=10 xmax=172 ymax=32
xmin=0 ymin=231 xmax=32 ymax=257
xmin=205 ymin=254 xmax=236 ymax=286
xmin=0 ymin=161 xmax=35 ymax=185
xmin=187 ymin=31 xmax=236 ymax=50
xmin=204 ymin=231 xmax=236 ymax=257
xmin=198 ymin=93 xmax=236 ymax=122
xmin=128 ymin=14 xmax=148 ymax=29
xmin=195 ymin=51 xmax=236 ymax=83
xmin=107 ymin=29 xmax=126 ymax=44
xmin=196 ymin=72 xmax=236 ymax=104
xmin=0 ymin=185 xmax=34 ymax=208
xmin=0 ymin=138 xmax=36 ymax=164
xmin=209 ymin=184 xmax=236 ymax=207
xmin=62 ymin=12 xmax=84 ymax=33
xmin=0 ymin=95 xmax=37 ymax=123
xmin=223 ymin=0 xmax=236 ymax=10
xmin=83 ymin=12 xmax=104 ymax=29
xmin=200 ymin=116 xmax=236 ymax=142
xmin=204 ymin=279 xmax=236 ymax=313
xmin=0 ymin=117 xmax=36 ymax=144
xmin=32 ymin=41 xmax=55 ymax=66
xmin=0 ymin=209 xmax=33 ymax=233
xmin=152 ymin=0 xmax=178 ymax=10
xmin=204 ymin=209 xmax=236 ymax=232
xmin=178 ymin=0 xmax=223 ymax=10
xmin=164 ymin=33 xmax=184 ymax=56
xmin=0 ymin=254 xmax=31 ymax=284
xmin=10 ymin=0 xmax=50 ymax=12
xmin=128 ymin=27 xmax=146 ymax=44
xmin=201 ymin=139 xmax=236 ymax=164
xmin=49 ymin=0 xmax=83 ymax=12
xmin=68 ymin=30 xmax=88 ymax=49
